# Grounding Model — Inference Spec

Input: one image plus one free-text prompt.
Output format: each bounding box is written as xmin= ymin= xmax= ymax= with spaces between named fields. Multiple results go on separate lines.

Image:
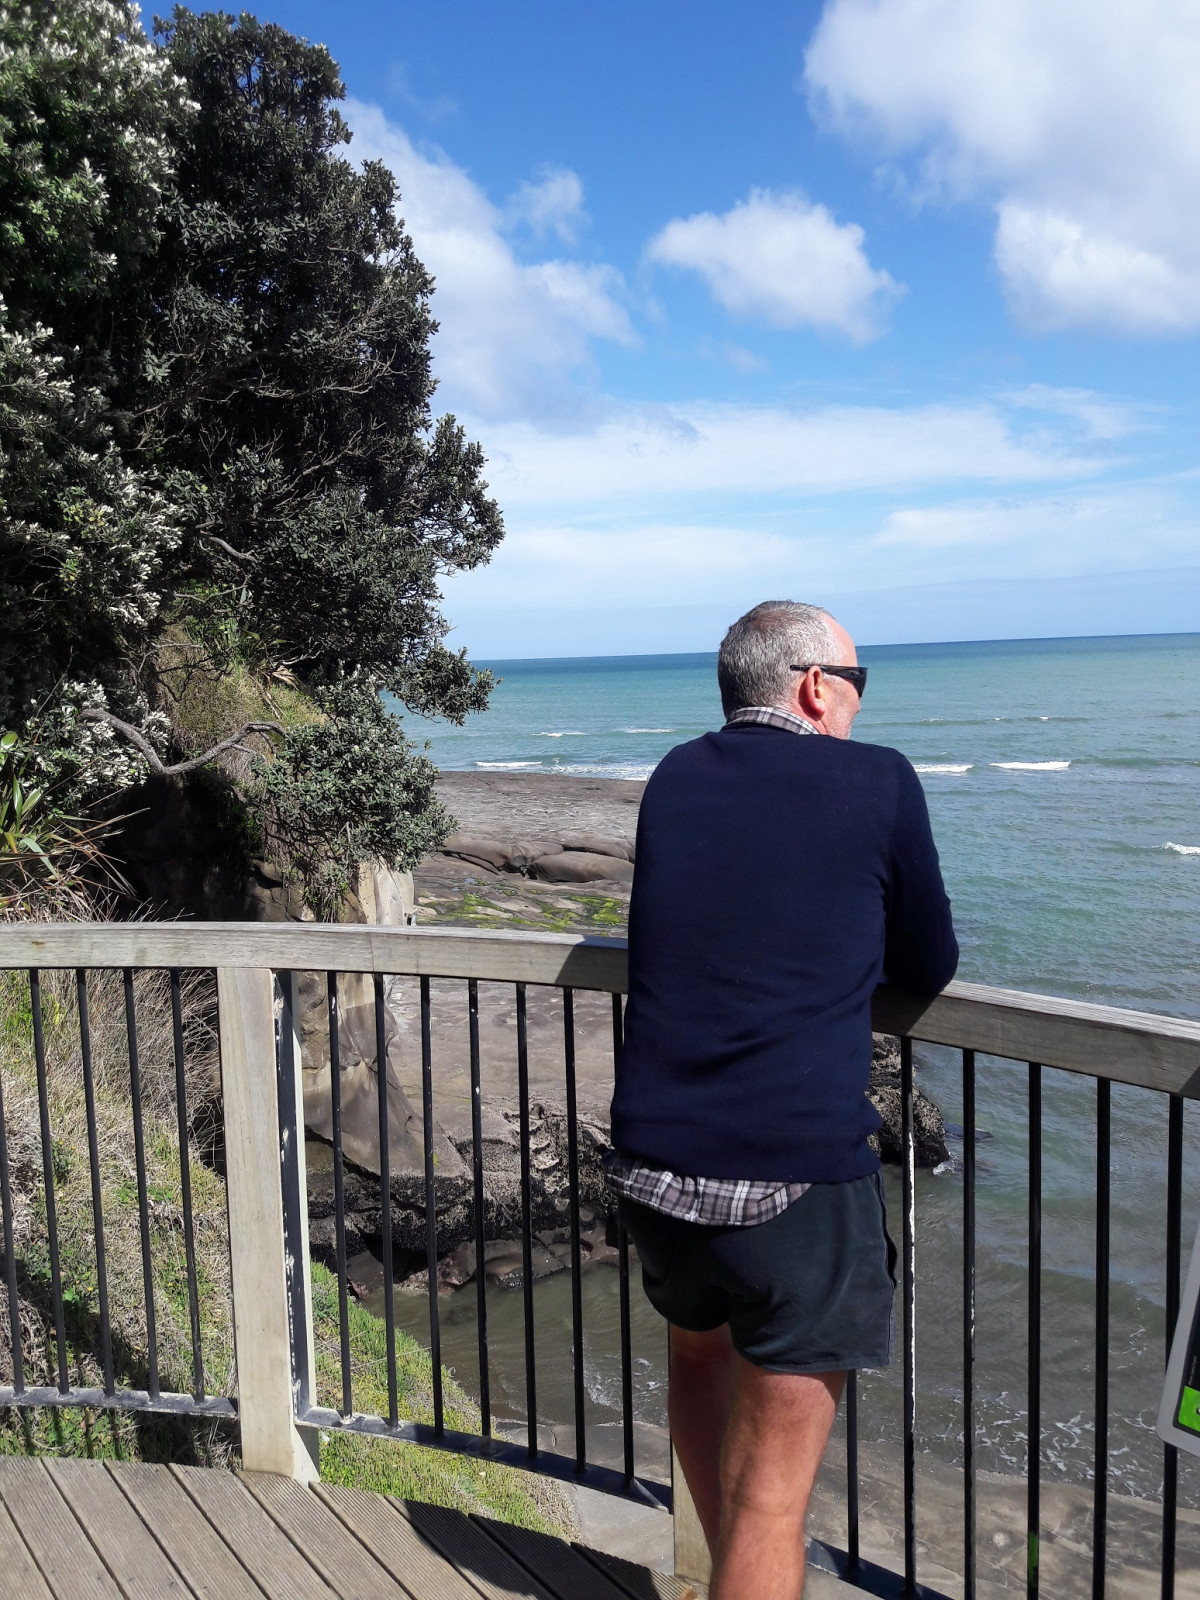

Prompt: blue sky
xmin=265 ymin=0 xmax=1200 ymax=655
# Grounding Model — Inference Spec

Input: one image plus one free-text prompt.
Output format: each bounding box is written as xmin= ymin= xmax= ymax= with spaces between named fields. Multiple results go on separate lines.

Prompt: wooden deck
xmin=0 ymin=1459 xmax=699 ymax=1600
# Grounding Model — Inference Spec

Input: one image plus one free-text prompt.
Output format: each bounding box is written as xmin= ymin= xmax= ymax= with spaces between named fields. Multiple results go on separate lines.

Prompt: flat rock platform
xmin=0 ymin=1458 xmax=696 ymax=1600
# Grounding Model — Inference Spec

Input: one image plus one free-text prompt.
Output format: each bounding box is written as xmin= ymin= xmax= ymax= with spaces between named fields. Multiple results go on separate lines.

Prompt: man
xmin=608 ymin=601 xmax=958 ymax=1600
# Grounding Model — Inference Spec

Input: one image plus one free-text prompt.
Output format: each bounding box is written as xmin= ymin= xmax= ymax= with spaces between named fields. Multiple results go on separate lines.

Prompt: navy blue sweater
xmin=610 ymin=724 xmax=958 ymax=1183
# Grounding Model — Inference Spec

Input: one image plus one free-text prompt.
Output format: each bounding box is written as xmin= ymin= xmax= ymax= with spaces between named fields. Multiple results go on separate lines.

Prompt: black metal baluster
xmin=327 ymin=973 xmax=353 ymax=1418
xmin=172 ymin=970 xmax=205 ymax=1400
xmin=124 ymin=971 xmax=159 ymax=1400
xmin=901 ymin=1036 xmax=917 ymax=1595
xmin=1163 ymin=1094 xmax=1183 ymax=1600
xmin=846 ymin=1370 xmax=860 ymax=1576
xmin=421 ymin=975 xmax=444 ymax=1437
xmin=0 ymin=1049 xmax=24 ymax=1397
xmin=76 ymin=971 xmax=113 ymax=1397
xmin=30 ymin=969 xmax=68 ymax=1391
xmin=374 ymin=972 xmax=398 ymax=1427
xmin=517 ymin=983 xmax=537 ymax=1458
xmin=963 ymin=1049 xmax=977 ymax=1600
xmin=469 ymin=978 xmax=490 ymax=1435
xmin=565 ymin=986 xmax=586 ymax=1471
xmin=613 ymin=991 xmax=634 ymax=1488
xmin=1093 ymin=1078 xmax=1111 ymax=1600
xmin=1028 ymin=1063 xmax=1042 ymax=1600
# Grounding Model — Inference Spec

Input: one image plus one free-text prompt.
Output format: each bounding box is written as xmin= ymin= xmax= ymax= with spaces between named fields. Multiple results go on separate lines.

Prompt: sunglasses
xmin=790 ymin=662 xmax=868 ymax=699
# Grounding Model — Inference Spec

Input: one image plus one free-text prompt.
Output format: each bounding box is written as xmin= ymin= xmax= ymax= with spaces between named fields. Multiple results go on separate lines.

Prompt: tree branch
xmin=205 ymin=536 xmax=259 ymax=564
xmin=81 ymin=709 xmax=283 ymax=776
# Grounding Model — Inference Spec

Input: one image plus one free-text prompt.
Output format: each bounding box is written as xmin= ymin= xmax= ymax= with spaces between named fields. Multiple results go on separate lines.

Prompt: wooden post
xmin=218 ymin=966 xmax=319 ymax=1480
xmin=672 ymin=1444 xmax=712 ymax=1587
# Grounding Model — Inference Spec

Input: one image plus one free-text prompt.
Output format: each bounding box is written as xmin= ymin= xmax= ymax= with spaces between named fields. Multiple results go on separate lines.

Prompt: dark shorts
xmin=619 ymin=1172 xmax=896 ymax=1374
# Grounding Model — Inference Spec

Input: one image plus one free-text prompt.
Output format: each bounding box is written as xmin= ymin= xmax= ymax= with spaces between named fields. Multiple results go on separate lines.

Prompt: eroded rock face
xmin=440 ymin=832 xmax=635 ymax=883
xmin=867 ymin=1035 xmax=949 ymax=1169
xmin=297 ymin=860 xmax=467 ymax=1183
xmin=528 ymin=852 xmax=635 ymax=885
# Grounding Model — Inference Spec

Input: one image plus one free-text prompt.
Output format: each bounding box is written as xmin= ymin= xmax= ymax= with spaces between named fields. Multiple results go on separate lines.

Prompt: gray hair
xmin=717 ymin=601 xmax=843 ymax=717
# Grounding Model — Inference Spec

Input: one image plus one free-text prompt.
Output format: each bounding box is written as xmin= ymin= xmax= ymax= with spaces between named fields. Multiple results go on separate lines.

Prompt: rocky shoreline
xmin=304 ymin=1035 xmax=950 ymax=1299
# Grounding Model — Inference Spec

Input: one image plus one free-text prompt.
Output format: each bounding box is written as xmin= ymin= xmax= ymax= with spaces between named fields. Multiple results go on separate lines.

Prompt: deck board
xmin=170 ymin=1464 xmax=336 ymax=1600
xmin=480 ymin=1515 xmax=635 ymax=1600
xmin=580 ymin=1546 xmax=702 ymax=1600
xmin=45 ymin=1460 xmax=191 ymax=1600
xmin=0 ymin=1460 xmax=122 ymax=1600
xmin=0 ymin=1459 xmax=685 ymax=1600
xmin=244 ymin=1472 xmax=414 ymax=1600
xmin=398 ymin=1498 xmax=561 ymax=1600
xmin=316 ymin=1483 xmax=487 ymax=1600
xmin=0 ymin=1494 xmax=55 ymax=1600
xmin=106 ymin=1462 xmax=269 ymax=1600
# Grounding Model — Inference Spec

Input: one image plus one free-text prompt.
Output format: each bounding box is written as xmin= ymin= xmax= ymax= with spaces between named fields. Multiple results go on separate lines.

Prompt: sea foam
xmin=622 ymin=727 xmax=674 ymax=733
xmin=560 ymin=762 xmax=658 ymax=781
xmin=536 ymin=731 xmax=585 ymax=737
xmin=992 ymin=760 xmax=1071 ymax=771
xmin=1165 ymin=842 xmax=1200 ymax=855
xmin=915 ymin=763 xmax=973 ymax=774
xmin=475 ymin=760 xmax=542 ymax=769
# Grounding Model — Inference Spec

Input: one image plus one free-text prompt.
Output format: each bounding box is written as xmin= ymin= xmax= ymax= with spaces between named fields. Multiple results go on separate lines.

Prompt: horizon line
xmin=471 ymin=626 xmax=1200 ymax=666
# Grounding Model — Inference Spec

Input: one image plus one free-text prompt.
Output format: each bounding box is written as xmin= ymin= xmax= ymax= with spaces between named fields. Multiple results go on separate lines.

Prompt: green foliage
xmin=309 ymin=1265 xmax=571 ymax=1532
xmin=255 ymin=683 xmax=451 ymax=916
xmin=0 ymin=2 xmax=502 ymax=906
xmin=0 ymin=731 xmax=121 ymax=909
xmin=0 ymin=0 xmax=186 ymax=325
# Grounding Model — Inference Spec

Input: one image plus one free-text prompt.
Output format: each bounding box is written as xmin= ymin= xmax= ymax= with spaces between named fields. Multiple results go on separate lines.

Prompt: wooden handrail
xmin=1 ymin=922 xmax=1197 ymax=1095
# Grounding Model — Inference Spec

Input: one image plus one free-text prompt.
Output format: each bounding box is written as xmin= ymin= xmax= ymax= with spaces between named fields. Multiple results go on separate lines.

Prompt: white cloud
xmin=506 ymin=167 xmax=587 ymax=243
xmin=345 ymin=100 xmax=633 ymax=418
xmin=998 ymin=385 xmax=1143 ymax=442
xmin=646 ymin=189 xmax=900 ymax=340
xmin=458 ymin=522 xmax=799 ymax=608
xmin=442 ymin=478 xmax=1199 ymax=617
xmin=471 ymin=395 xmax=1110 ymax=512
xmin=804 ymin=0 xmax=1200 ymax=333
xmin=870 ymin=488 xmax=1200 ymax=582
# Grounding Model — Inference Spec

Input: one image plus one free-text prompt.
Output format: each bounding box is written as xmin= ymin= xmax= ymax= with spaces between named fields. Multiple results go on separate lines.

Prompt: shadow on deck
xmin=0 ymin=1459 xmax=699 ymax=1600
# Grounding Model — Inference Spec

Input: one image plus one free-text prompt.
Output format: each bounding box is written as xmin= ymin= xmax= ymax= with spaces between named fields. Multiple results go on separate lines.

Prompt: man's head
xmin=718 ymin=600 xmax=861 ymax=739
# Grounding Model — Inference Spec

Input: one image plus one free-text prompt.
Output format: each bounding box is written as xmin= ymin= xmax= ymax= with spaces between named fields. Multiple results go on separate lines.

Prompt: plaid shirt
xmin=606 ymin=702 xmax=817 ymax=1227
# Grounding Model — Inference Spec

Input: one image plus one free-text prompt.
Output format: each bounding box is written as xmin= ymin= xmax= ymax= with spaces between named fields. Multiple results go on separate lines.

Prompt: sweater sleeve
xmin=882 ymin=755 xmax=959 ymax=994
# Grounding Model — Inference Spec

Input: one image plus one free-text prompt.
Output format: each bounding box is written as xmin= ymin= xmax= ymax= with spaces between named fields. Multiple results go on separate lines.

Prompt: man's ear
xmin=795 ymin=666 xmax=825 ymax=720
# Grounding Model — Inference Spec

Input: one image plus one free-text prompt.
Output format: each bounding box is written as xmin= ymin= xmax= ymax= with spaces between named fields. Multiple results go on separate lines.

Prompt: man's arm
xmin=882 ymin=756 xmax=959 ymax=994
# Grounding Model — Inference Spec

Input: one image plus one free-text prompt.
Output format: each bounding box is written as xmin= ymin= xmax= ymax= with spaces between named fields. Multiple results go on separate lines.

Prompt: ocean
xmin=395 ymin=633 xmax=1200 ymax=1504
xmin=410 ymin=632 xmax=1200 ymax=1018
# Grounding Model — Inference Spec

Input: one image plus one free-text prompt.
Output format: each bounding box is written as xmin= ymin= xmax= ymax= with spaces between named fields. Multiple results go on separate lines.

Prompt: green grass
xmin=432 ymin=887 xmax=628 ymax=935
xmin=310 ymin=1264 xmax=572 ymax=1533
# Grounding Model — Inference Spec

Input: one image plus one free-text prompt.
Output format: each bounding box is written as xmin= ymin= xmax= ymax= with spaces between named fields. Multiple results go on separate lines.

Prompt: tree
xmin=0 ymin=4 xmax=503 ymax=911
xmin=0 ymin=0 xmax=189 ymax=790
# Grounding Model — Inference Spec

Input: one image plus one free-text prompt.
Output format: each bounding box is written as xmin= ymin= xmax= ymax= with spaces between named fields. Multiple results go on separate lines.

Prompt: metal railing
xmin=0 ymin=921 xmax=1198 ymax=1598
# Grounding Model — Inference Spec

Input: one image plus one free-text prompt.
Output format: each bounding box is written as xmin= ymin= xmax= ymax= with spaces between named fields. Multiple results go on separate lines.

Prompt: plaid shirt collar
xmin=725 ymin=705 xmax=819 ymax=736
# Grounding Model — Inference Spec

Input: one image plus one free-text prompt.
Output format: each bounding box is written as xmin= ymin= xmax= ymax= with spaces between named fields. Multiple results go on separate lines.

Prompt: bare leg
xmin=710 ymin=1359 xmax=845 ymax=1600
xmin=667 ymin=1323 xmax=735 ymax=1549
